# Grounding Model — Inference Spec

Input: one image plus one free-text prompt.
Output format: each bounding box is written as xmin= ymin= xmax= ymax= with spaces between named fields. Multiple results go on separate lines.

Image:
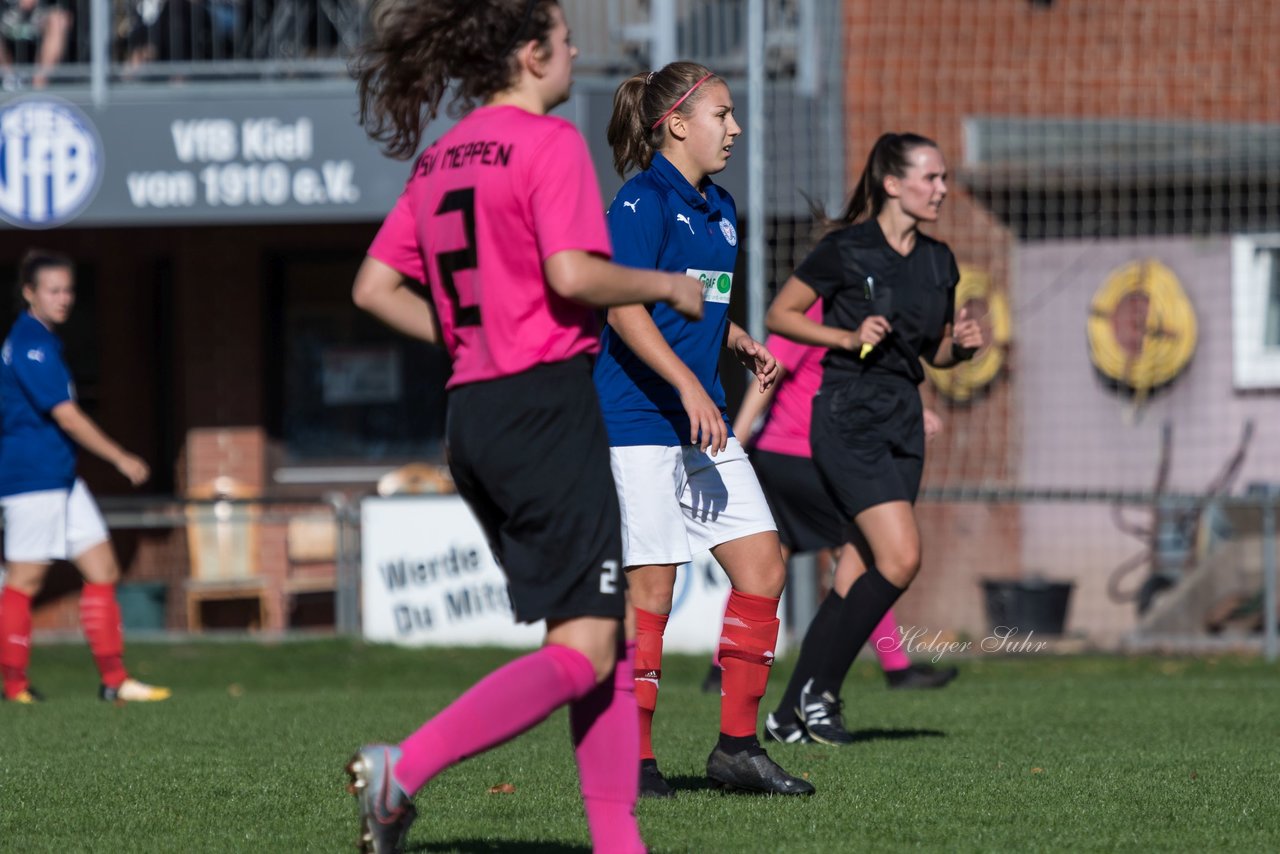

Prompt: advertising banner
xmin=360 ymin=495 xmax=785 ymax=653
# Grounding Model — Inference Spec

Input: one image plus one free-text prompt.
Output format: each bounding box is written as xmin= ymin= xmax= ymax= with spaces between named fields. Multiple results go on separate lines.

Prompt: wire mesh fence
xmin=6 ymin=0 xmax=1277 ymax=652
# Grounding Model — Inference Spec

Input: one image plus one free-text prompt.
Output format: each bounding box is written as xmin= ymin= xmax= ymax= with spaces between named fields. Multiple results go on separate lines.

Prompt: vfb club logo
xmin=0 ymin=98 xmax=103 ymax=228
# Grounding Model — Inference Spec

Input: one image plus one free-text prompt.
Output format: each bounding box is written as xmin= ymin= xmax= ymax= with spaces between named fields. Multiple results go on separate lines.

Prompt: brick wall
xmin=841 ymin=0 xmax=1280 ymax=640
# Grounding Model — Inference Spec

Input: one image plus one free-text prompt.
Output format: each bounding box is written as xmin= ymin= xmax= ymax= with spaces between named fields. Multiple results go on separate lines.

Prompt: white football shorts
xmin=1 ymin=479 xmax=110 ymax=563
xmin=610 ymin=437 xmax=777 ymax=567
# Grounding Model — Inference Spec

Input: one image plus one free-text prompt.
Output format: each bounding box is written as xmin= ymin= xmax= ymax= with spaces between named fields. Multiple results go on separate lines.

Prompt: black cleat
xmin=639 ymin=758 xmax=676 ymax=798
xmin=706 ymin=744 xmax=815 ymax=796
xmin=886 ymin=663 xmax=959 ymax=690
xmin=700 ymin=664 xmax=723 ymax=694
xmin=797 ymin=679 xmax=854 ymax=746
xmin=763 ymin=712 xmax=811 ymax=744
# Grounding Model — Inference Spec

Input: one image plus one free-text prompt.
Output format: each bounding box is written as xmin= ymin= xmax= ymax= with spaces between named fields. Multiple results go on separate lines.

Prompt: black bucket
xmin=982 ymin=579 xmax=1073 ymax=636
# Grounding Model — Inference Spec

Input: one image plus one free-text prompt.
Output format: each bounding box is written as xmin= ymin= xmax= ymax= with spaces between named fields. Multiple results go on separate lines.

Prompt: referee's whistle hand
xmin=855 ymin=316 xmax=892 ymax=349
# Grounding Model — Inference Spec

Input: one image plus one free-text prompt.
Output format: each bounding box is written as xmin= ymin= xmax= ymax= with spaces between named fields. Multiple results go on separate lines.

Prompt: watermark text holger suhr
xmin=877 ymin=626 xmax=1050 ymax=663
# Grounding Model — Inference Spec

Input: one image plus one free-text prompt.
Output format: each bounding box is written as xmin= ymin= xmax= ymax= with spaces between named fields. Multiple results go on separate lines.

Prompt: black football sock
xmin=772 ymin=591 xmax=845 ymax=723
xmin=717 ymin=732 xmax=764 ymax=756
xmin=813 ymin=564 xmax=904 ymax=696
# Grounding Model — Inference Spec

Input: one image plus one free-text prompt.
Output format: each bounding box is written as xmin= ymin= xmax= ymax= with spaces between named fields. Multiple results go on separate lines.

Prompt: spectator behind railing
xmin=0 ymin=0 xmax=71 ymax=89
xmin=124 ymin=0 xmax=240 ymax=69
xmin=123 ymin=0 xmax=357 ymax=74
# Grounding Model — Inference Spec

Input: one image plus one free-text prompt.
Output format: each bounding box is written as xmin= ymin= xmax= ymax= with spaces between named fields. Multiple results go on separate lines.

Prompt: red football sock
xmin=80 ymin=583 xmax=128 ymax=689
xmin=1 ymin=587 xmax=33 ymax=699
xmin=633 ymin=608 xmax=668 ymax=761
xmin=718 ymin=590 xmax=781 ymax=738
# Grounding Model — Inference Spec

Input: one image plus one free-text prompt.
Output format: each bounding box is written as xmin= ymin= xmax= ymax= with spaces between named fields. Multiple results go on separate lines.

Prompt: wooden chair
xmin=185 ymin=476 xmax=273 ymax=631
xmin=282 ymin=511 xmax=339 ymax=626
xmin=376 ymin=463 xmax=455 ymax=497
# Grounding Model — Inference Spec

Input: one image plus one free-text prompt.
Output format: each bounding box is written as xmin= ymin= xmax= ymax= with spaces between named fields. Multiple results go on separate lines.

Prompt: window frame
xmin=1232 ymin=234 xmax=1280 ymax=389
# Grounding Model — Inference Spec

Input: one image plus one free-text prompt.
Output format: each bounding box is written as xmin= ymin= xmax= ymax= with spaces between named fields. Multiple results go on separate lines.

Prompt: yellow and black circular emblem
xmin=925 ymin=267 xmax=1010 ymax=403
xmin=1087 ymin=258 xmax=1196 ymax=396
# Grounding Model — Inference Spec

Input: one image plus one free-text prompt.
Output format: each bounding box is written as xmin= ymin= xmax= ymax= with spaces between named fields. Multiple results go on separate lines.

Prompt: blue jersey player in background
xmin=0 ymin=249 xmax=170 ymax=705
xmin=595 ymin=61 xmax=812 ymax=798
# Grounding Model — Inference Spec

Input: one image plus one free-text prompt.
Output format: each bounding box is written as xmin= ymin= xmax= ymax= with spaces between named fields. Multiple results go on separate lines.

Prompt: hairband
xmin=503 ymin=0 xmax=539 ymax=56
xmin=651 ymin=72 xmax=713 ymax=130
xmin=645 ymin=72 xmax=655 ymax=85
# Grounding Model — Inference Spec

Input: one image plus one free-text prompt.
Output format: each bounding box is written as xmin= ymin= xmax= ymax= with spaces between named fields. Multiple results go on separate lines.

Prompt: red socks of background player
xmin=2 ymin=583 xmax=129 ymax=698
xmin=1 ymin=587 xmax=33 ymax=699
xmin=717 ymin=590 xmax=781 ymax=739
xmin=633 ymin=608 xmax=668 ymax=760
xmin=80 ymin=583 xmax=128 ymax=689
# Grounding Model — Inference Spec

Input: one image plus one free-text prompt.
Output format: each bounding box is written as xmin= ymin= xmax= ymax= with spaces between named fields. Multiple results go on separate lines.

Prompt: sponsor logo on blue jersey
xmin=687 ymin=268 xmax=733 ymax=304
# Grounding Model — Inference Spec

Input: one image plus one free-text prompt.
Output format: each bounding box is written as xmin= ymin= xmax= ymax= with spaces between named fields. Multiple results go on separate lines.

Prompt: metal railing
xmin=0 ymin=0 xmax=809 ymax=98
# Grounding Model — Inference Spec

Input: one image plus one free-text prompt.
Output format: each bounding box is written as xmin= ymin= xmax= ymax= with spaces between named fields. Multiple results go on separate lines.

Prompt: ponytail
xmin=819 ymin=132 xmax=939 ymax=230
xmin=607 ymin=61 xmax=718 ymax=177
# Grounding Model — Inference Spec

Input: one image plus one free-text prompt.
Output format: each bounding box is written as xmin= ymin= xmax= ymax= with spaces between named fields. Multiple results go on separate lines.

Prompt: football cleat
xmin=763 ymin=711 xmax=811 ymax=744
xmin=706 ymin=743 xmax=814 ymax=796
xmin=885 ymin=663 xmax=959 ymax=690
xmin=640 ymin=758 xmax=676 ymax=798
xmin=346 ymin=744 xmax=417 ymax=854
xmin=100 ymin=678 xmax=172 ymax=703
xmin=4 ymin=686 xmax=45 ymax=704
xmin=797 ymin=679 xmax=854 ymax=746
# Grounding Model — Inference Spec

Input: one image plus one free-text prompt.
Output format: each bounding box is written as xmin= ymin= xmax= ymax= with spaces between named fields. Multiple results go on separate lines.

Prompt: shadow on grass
xmin=662 ymin=774 xmax=722 ymax=794
xmin=411 ymin=841 xmax=589 ymax=853
xmin=846 ymin=727 xmax=947 ymax=743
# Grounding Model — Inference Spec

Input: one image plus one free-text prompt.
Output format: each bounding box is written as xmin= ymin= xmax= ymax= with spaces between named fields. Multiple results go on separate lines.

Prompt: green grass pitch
xmin=2 ymin=640 xmax=1277 ymax=852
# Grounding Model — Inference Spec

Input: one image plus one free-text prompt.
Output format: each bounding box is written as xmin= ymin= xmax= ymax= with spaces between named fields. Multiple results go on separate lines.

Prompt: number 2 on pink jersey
xmin=435 ymin=188 xmax=481 ymax=328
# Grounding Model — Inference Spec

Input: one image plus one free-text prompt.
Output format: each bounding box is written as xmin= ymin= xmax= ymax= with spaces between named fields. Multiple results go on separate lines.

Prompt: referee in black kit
xmin=761 ymin=132 xmax=985 ymax=744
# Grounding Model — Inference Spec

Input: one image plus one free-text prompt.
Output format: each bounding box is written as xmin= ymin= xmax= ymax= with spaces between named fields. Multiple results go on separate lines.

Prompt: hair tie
xmin=645 ymin=71 xmax=655 ymax=85
xmin=651 ymin=72 xmax=713 ymax=130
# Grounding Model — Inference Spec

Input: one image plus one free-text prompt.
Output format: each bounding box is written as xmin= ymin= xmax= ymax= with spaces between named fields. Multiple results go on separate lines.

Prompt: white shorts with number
xmin=610 ymin=437 xmax=777 ymax=567
xmin=1 ymin=479 xmax=110 ymax=563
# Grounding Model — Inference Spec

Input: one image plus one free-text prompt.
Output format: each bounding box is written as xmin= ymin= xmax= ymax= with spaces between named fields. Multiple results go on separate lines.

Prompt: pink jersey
xmin=755 ymin=301 xmax=824 ymax=458
xmin=369 ymin=106 xmax=612 ymax=388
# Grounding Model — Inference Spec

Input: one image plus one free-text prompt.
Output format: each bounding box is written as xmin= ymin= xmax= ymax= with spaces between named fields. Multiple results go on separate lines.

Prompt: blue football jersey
xmin=593 ymin=152 xmax=740 ymax=446
xmin=0 ymin=312 xmax=78 ymax=496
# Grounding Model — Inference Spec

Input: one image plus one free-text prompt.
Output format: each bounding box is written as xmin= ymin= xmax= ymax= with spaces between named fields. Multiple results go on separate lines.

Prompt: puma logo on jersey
xmin=622 ymin=198 xmax=640 ymax=213
xmin=676 ymin=213 xmax=695 ymax=234
xmin=26 ymin=348 xmax=44 ymax=363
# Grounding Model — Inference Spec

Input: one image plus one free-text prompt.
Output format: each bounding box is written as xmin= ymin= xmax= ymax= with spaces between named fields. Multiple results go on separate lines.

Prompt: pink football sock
xmin=570 ymin=640 xmax=645 ymax=853
xmin=872 ymin=608 xmax=911 ymax=672
xmin=393 ymin=644 xmax=597 ymax=795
